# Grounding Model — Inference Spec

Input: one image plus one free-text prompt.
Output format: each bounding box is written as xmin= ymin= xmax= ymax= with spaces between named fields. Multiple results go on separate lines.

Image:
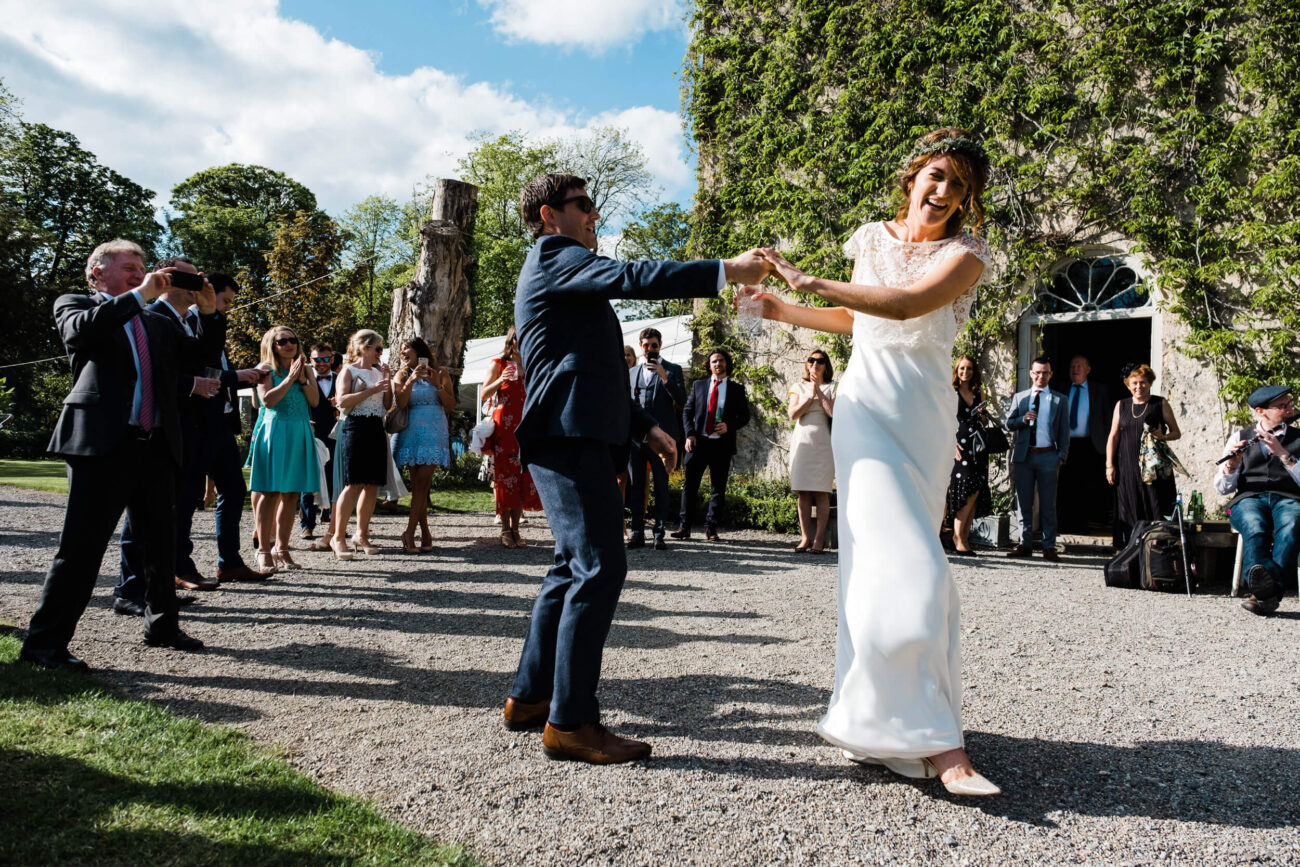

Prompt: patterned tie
xmin=130 ymin=315 xmax=155 ymax=431
xmin=1069 ymin=385 xmax=1080 ymax=429
xmin=705 ymin=380 xmax=720 ymax=435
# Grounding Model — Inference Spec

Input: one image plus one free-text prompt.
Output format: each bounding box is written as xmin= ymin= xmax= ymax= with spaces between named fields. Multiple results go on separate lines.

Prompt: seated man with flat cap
xmin=1216 ymin=384 xmax=1300 ymax=616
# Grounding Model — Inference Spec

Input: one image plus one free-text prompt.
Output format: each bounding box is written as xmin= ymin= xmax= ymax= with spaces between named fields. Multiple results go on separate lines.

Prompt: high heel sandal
xmin=921 ymin=758 xmax=1001 ymax=796
xmin=255 ymin=551 xmax=278 ymax=573
xmin=419 ymin=536 xmax=434 ymax=554
xmin=351 ymin=534 xmax=380 ymax=555
xmin=328 ymin=538 xmax=354 ymax=561
xmin=271 ymin=546 xmax=303 ymax=571
xmin=401 ymin=531 xmax=419 ymax=555
xmin=309 ymin=538 xmax=332 ymax=552
xmin=501 ymin=530 xmax=514 ymax=548
xmin=511 ymin=529 xmax=527 ymax=549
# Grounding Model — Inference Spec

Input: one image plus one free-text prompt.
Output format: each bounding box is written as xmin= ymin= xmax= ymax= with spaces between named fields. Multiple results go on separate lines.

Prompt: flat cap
xmin=1248 ymin=385 xmax=1292 ymax=409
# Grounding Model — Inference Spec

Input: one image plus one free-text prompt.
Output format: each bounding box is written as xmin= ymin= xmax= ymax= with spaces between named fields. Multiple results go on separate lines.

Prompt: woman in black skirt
xmin=946 ymin=355 xmax=993 ymax=555
xmin=330 ymin=329 xmax=391 ymax=559
xmin=1106 ymin=363 xmax=1181 ymax=549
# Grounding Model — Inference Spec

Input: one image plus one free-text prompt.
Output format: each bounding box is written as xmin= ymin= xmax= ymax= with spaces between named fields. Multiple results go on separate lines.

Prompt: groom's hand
xmin=722 ymin=249 xmax=773 ymax=285
xmin=646 ymin=425 xmax=678 ymax=473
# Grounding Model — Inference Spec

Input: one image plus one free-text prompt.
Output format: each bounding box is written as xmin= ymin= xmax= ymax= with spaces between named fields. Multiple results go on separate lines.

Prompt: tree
xmin=0 ymin=107 xmax=161 ymax=452
xmin=456 ymin=132 xmax=558 ymax=338
xmin=227 ymin=210 xmax=352 ymax=368
xmin=616 ymin=202 xmax=695 ymax=319
xmin=557 ymin=126 xmax=658 ymax=233
xmin=167 ymin=164 xmax=317 ymax=292
xmin=338 ymin=194 xmax=407 ymax=330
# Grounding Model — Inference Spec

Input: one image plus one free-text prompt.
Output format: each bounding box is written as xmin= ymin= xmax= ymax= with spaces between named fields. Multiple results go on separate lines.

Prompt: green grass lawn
xmin=0 ymin=459 xmax=494 ymax=514
xmin=0 ymin=633 xmax=473 ymax=865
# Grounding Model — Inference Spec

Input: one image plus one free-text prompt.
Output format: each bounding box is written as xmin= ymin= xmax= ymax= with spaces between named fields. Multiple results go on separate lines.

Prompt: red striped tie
xmin=130 ymin=316 xmax=155 ymax=431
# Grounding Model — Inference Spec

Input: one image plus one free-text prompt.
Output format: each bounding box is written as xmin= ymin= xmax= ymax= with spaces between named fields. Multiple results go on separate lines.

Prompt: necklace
xmin=1130 ymin=399 xmax=1151 ymax=420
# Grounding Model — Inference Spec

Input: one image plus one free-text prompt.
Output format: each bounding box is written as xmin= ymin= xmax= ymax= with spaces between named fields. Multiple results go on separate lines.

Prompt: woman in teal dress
xmin=248 ymin=325 xmax=319 ymax=571
xmin=392 ymin=336 xmax=454 ymax=553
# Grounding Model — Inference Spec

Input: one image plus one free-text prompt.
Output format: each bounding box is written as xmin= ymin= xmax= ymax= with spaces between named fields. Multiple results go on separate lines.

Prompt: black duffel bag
xmin=1104 ymin=520 xmax=1184 ymax=591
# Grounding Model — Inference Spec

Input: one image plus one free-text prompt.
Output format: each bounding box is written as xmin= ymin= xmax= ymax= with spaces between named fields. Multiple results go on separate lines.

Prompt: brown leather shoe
xmin=215 ymin=564 xmax=274 ymax=583
xmin=1005 ymin=546 xmax=1032 ymax=558
xmin=1041 ymin=549 xmax=1060 ymax=562
xmin=542 ymin=722 xmax=651 ymax=764
xmin=175 ymin=572 xmax=219 ymax=591
xmin=503 ymin=696 xmax=550 ymax=730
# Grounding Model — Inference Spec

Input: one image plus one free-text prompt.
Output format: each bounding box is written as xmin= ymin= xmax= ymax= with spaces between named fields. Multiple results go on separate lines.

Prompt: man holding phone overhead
xmin=627 ymin=327 xmax=686 ymax=550
xmin=22 ymin=240 xmax=225 ymax=669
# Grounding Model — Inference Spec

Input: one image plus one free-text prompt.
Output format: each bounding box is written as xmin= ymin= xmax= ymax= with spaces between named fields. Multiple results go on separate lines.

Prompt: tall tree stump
xmin=388 ymin=178 xmax=478 ymax=385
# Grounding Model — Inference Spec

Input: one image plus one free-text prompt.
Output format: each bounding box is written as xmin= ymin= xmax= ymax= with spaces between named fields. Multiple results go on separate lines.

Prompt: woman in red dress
xmin=482 ymin=327 xmax=542 ymax=547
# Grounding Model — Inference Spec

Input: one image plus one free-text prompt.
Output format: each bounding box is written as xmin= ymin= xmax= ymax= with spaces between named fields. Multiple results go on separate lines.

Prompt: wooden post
xmin=388 ymin=178 xmax=478 ymax=387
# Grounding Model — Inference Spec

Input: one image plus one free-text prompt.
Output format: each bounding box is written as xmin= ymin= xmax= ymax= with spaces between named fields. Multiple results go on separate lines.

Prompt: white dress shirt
xmin=1214 ymin=426 xmax=1300 ymax=495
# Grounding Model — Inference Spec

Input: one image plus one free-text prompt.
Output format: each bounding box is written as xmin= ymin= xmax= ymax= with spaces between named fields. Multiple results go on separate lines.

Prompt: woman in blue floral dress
xmin=392 ymin=336 xmax=454 ymax=553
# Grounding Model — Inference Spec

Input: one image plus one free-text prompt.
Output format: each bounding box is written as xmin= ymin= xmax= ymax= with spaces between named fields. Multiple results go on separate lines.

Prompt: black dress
xmin=1112 ymin=395 xmax=1176 ymax=548
xmin=945 ymin=391 xmax=992 ymax=522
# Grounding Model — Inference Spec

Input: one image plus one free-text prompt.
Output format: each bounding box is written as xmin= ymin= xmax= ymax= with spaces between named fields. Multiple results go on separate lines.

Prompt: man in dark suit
xmin=300 ymin=342 xmax=339 ymax=540
xmin=20 ymin=239 xmax=219 ymax=670
xmin=503 ymin=172 xmax=771 ymax=763
xmin=1005 ymin=356 xmax=1072 ymax=560
xmin=627 ymin=326 xmax=686 ymax=550
xmin=1056 ymin=354 xmax=1110 ymax=534
xmin=115 ymin=264 xmax=268 ymax=613
xmin=673 ymin=348 xmax=751 ymax=542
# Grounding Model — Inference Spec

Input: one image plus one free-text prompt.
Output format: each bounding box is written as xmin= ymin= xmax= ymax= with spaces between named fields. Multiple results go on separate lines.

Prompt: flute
xmin=1214 ymin=423 xmax=1289 ymax=464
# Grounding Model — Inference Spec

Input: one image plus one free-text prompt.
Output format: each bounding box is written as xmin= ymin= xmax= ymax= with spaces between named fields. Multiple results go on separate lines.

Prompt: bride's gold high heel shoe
xmin=922 ymin=758 xmax=1001 ymax=796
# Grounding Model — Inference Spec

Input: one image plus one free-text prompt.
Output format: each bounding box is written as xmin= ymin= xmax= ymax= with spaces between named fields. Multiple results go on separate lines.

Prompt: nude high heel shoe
xmin=255 ymin=551 xmax=278 ymax=573
xmin=922 ymin=758 xmax=1001 ymax=796
xmin=328 ymin=538 xmax=353 ymax=561
xmin=271 ymin=546 xmax=303 ymax=571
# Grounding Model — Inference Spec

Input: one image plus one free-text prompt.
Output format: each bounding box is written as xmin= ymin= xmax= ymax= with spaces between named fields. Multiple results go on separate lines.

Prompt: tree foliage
xmin=456 ymin=128 xmax=660 ymax=338
xmin=617 ymin=202 xmax=694 ymax=319
xmin=167 ymin=164 xmax=318 ymax=293
xmin=684 ymin=0 xmax=1300 ymax=417
xmin=0 ymin=99 xmax=161 ymax=451
xmin=338 ymin=194 xmax=408 ymax=331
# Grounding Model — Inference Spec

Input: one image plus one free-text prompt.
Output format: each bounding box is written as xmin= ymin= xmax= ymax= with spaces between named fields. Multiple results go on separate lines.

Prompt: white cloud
xmin=0 ymin=0 xmax=692 ymax=216
xmin=477 ymin=0 xmax=685 ymax=53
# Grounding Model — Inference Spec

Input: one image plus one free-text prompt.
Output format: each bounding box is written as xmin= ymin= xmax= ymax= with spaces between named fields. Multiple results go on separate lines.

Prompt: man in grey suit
xmin=502 ymin=172 xmax=771 ymax=763
xmin=1005 ymin=356 xmax=1071 ymax=560
xmin=627 ymin=326 xmax=686 ymax=549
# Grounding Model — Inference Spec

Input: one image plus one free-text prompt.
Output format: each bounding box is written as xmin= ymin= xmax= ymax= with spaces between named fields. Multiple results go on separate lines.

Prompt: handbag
xmin=327 ymin=367 xmax=367 ymax=441
xmin=384 ymin=406 xmax=409 ymax=434
xmin=1139 ymin=429 xmax=1186 ymax=484
xmin=469 ymin=416 xmax=496 ymax=455
xmin=981 ymin=423 xmax=1010 ymax=455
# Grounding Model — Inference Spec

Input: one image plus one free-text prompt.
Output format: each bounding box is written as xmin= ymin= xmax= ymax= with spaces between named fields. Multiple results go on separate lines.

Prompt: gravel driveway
xmin=2 ymin=486 xmax=1298 ymax=865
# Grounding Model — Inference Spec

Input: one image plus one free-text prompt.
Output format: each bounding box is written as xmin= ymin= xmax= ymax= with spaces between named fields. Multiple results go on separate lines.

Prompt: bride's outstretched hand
xmin=760 ymin=248 xmax=812 ymax=291
xmin=735 ymin=285 xmax=785 ymax=321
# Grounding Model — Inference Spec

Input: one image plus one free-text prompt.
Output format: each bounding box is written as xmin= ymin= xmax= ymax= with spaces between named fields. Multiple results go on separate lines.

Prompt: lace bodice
xmin=346 ymin=364 xmax=387 ymax=417
xmin=842 ymin=222 xmax=993 ymax=349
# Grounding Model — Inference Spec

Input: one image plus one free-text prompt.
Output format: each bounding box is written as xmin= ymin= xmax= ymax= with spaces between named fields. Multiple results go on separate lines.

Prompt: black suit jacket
xmin=513 ymin=234 xmax=720 ymax=461
xmin=631 ymin=358 xmax=687 ymax=442
xmin=309 ymin=373 xmax=340 ymax=439
xmin=47 ymin=291 xmax=218 ymax=466
xmin=683 ymin=378 xmax=751 ymax=457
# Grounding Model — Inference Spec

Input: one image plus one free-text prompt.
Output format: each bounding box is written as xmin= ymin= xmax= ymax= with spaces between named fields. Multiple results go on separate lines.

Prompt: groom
xmin=504 ymin=172 xmax=771 ymax=763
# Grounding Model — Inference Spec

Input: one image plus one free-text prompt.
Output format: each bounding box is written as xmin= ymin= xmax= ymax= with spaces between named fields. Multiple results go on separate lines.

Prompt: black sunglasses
xmin=312 ymin=356 xmax=332 ymax=363
xmin=806 ymin=357 xmax=827 ymax=365
xmin=275 ymin=336 xmax=298 ymax=346
xmin=549 ymin=193 xmax=596 ymax=214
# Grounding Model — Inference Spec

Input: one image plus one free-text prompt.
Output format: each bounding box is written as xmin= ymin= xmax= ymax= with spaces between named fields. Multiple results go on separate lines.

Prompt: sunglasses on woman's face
xmin=806 ymin=357 xmax=827 ymax=365
xmin=275 ymin=337 xmax=298 ymax=346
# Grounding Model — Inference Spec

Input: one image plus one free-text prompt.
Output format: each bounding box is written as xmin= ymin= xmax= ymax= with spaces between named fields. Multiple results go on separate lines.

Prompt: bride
xmin=741 ymin=127 xmax=999 ymax=796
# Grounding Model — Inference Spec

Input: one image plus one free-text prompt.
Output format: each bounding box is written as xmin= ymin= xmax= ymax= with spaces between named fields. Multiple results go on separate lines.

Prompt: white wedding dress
xmin=816 ymin=221 xmax=992 ymax=776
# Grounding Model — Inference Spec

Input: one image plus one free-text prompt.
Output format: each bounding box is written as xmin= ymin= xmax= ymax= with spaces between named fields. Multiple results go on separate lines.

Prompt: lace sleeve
xmin=939 ymin=232 xmax=995 ymax=285
xmin=842 ymin=223 xmax=873 ymax=260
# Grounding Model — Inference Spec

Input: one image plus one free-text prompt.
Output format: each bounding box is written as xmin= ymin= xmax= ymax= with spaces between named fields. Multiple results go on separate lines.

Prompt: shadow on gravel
xmin=956 ymin=731 xmax=1300 ymax=829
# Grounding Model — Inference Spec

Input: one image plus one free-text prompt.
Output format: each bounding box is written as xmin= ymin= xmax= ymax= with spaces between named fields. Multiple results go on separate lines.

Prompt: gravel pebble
xmin=2 ymin=486 xmax=1299 ymax=865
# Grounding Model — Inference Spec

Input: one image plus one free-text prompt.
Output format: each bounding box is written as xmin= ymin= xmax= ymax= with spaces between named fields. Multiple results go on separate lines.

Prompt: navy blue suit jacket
xmin=684 ymin=378 xmax=751 ymax=457
xmin=631 ymin=358 xmax=687 ymax=443
xmin=513 ymin=234 xmax=720 ymax=461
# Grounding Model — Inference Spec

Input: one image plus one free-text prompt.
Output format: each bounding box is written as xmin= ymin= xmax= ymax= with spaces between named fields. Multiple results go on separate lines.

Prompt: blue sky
xmin=0 ymin=0 xmax=697 ymax=219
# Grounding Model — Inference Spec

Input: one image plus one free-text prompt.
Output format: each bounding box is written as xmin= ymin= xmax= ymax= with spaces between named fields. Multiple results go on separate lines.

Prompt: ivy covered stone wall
xmin=682 ymin=0 xmax=1300 ymax=498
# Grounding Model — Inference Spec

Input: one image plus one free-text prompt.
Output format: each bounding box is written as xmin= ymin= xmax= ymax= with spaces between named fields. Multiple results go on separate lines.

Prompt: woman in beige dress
xmin=789 ymin=348 xmax=836 ymax=553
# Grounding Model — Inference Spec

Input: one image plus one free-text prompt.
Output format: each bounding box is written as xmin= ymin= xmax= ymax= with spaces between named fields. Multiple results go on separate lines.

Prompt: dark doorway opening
xmin=1039 ymin=316 xmax=1153 ymax=537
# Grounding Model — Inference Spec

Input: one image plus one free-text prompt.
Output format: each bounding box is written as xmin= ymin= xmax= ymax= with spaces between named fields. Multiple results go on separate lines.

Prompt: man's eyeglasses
xmin=312 ymin=356 xmax=332 ymax=363
xmin=806 ymin=357 xmax=827 ymax=365
xmin=549 ymin=194 xmax=596 ymax=214
xmin=275 ymin=337 xmax=298 ymax=346
xmin=1271 ymin=399 xmax=1296 ymax=412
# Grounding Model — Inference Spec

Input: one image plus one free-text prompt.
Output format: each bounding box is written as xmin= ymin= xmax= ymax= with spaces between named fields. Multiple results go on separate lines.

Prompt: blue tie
xmin=1069 ymin=385 xmax=1080 ymax=429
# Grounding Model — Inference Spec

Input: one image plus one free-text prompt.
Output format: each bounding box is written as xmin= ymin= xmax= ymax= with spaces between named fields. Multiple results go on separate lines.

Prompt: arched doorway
xmin=1017 ymin=252 xmax=1157 ymax=536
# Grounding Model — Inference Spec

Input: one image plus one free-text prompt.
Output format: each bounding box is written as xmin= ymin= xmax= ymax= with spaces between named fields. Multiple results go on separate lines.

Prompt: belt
xmin=1028 ymin=446 xmax=1057 ymax=454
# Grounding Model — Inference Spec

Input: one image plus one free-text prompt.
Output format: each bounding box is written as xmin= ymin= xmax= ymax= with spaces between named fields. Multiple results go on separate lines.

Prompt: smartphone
xmin=418 ymin=357 xmax=430 ymax=370
xmin=169 ymin=270 xmax=205 ymax=292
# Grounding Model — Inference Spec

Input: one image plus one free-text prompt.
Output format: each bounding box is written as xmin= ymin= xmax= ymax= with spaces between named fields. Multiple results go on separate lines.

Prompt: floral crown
xmin=905 ymin=134 xmax=987 ymax=166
